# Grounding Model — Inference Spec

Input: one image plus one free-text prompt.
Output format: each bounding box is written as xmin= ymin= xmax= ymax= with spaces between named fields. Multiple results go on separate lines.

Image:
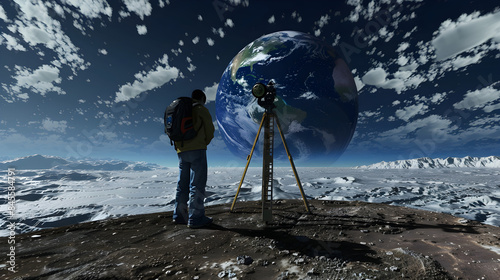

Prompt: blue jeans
xmin=173 ymin=149 xmax=208 ymax=225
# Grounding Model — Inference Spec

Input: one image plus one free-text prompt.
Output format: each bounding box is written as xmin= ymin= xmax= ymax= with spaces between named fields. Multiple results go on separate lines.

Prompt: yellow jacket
xmin=175 ymin=101 xmax=215 ymax=153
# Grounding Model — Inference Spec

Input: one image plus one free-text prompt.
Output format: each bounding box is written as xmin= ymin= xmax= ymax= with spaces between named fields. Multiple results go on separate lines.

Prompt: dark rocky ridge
xmin=1 ymin=200 xmax=499 ymax=279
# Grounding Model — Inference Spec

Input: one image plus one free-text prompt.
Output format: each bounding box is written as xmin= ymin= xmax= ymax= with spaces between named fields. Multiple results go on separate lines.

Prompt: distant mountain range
xmin=0 ymin=154 xmax=165 ymax=171
xmin=356 ymin=156 xmax=500 ymax=169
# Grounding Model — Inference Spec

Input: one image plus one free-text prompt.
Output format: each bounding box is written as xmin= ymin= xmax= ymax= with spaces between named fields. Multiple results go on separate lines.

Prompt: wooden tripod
xmin=230 ymin=110 xmax=311 ymax=222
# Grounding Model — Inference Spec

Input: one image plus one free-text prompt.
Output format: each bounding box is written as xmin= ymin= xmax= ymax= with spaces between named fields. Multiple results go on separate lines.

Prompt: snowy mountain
xmin=0 ymin=154 xmax=164 ymax=171
xmin=0 ymin=154 xmax=69 ymax=170
xmin=356 ymin=156 xmax=500 ymax=169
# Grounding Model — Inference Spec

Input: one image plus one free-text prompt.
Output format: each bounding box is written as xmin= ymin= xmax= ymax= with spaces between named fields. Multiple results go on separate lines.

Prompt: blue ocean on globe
xmin=216 ymin=31 xmax=358 ymax=165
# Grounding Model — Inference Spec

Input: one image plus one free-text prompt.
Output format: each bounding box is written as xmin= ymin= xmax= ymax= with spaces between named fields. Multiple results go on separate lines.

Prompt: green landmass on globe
xmin=231 ymin=38 xmax=287 ymax=82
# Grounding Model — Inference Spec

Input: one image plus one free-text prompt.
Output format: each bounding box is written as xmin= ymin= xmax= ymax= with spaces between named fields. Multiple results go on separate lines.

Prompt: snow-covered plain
xmin=1 ymin=161 xmax=499 ymax=237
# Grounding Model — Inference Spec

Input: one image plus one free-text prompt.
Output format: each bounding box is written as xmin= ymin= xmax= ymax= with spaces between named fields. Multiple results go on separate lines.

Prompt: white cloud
xmin=197 ymin=15 xmax=203 ymax=21
xmin=378 ymin=27 xmax=395 ymax=43
xmin=446 ymin=119 xmax=500 ymax=150
xmin=203 ymin=82 xmax=218 ymax=103
xmin=393 ymin=91 xmax=449 ymax=122
xmin=136 ymin=24 xmax=147 ymax=35
xmin=397 ymin=55 xmax=409 ymax=66
xmin=15 ymin=64 xmax=60 ymax=85
xmin=225 ymin=18 xmax=234 ymax=28
xmin=187 ymin=60 xmax=196 ymax=72
xmin=453 ymin=82 xmax=500 ymax=112
xmin=4 ymin=64 xmax=65 ymax=100
xmin=396 ymin=42 xmax=410 ymax=52
xmin=122 ymin=0 xmax=152 ymax=20
xmin=115 ymin=54 xmax=180 ymax=102
xmin=361 ymin=67 xmax=386 ymax=85
xmin=119 ymin=10 xmax=130 ymax=18
xmin=361 ymin=113 xmax=500 ymax=154
xmin=346 ymin=0 xmax=362 ymax=22
xmin=315 ymin=14 xmax=330 ymax=28
xmin=41 ymin=118 xmax=68 ymax=133
xmin=171 ymin=48 xmax=181 ymax=56
xmin=354 ymin=75 xmax=364 ymax=92
xmin=378 ymin=115 xmax=455 ymax=146
xmin=192 ymin=36 xmax=199 ymax=44
xmin=9 ymin=0 xmax=89 ymax=76
xmin=291 ymin=11 xmax=302 ymax=23
xmin=298 ymin=92 xmax=319 ymax=100
xmin=469 ymin=115 xmax=500 ymax=127
xmin=395 ymin=103 xmax=429 ymax=122
xmin=268 ymin=15 xmax=275 ymax=24
xmin=1 ymin=33 xmax=26 ymax=51
xmin=361 ymin=65 xmax=426 ymax=94
xmin=52 ymin=3 xmax=65 ymax=17
xmin=484 ymin=103 xmax=500 ymax=113
xmin=98 ymin=48 xmax=108 ymax=55
xmin=207 ymin=37 xmax=214 ymax=46
xmin=212 ymin=27 xmax=224 ymax=38
xmin=432 ymin=10 xmax=500 ymax=61
xmin=430 ymin=92 xmax=447 ymax=104
xmin=19 ymin=25 xmax=51 ymax=46
xmin=17 ymin=93 xmax=29 ymax=100
xmin=228 ymin=0 xmax=249 ymax=6
xmin=61 ymin=0 xmax=113 ymax=19
xmin=0 ymin=4 xmax=8 ymax=22
xmin=450 ymin=52 xmax=483 ymax=69
xmin=158 ymin=0 xmax=170 ymax=8
xmin=360 ymin=110 xmax=381 ymax=118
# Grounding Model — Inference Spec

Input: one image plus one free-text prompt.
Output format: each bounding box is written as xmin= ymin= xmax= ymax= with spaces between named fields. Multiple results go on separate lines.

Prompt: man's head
xmin=192 ymin=89 xmax=206 ymax=104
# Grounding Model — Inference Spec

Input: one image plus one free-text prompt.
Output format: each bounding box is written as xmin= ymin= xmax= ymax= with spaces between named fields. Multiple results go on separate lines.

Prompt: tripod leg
xmin=262 ymin=113 xmax=274 ymax=222
xmin=275 ymin=116 xmax=311 ymax=213
xmin=230 ymin=113 xmax=267 ymax=212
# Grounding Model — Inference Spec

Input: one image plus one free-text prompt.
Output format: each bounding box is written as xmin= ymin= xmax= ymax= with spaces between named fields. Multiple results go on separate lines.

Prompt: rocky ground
xmin=1 ymin=200 xmax=500 ymax=279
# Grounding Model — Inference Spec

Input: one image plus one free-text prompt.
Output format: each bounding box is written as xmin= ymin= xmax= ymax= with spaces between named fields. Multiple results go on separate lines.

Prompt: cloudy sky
xmin=0 ymin=0 xmax=499 ymax=167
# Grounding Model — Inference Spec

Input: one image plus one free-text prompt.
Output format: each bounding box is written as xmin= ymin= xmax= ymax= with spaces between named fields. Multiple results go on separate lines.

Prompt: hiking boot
xmin=188 ymin=216 xmax=213 ymax=229
xmin=172 ymin=219 xmax=187 ymax=225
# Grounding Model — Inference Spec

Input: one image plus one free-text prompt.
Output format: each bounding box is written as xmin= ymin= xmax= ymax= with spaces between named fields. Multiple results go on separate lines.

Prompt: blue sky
xmin=0 ymin=0 xmax=499 ymax=167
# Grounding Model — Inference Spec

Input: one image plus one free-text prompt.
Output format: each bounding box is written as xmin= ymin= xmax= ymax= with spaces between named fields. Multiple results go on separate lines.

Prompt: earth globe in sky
xmin=215 ymin=31 xmax=358 ymax=165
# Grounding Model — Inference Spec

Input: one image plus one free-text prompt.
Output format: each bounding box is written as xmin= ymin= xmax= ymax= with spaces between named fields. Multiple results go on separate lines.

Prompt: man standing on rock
xmin=173 ymin=89 xmax=215 ymax=228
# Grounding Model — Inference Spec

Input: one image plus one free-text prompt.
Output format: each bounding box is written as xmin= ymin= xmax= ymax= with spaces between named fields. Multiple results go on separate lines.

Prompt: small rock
xmin=237 ymin=255 xmax=253 ymax=265
xmin=258 ymin=259 xmax=269 ymax=266
xmin=389 ymin=266 xmax=399 ymax=272
xmin=307 ymin=268 xmax=319 ymax=275
xmin=294 ymin=258 xmax=305 ymax=264
xmin=276 ymin=271 xmax=290 ymax=280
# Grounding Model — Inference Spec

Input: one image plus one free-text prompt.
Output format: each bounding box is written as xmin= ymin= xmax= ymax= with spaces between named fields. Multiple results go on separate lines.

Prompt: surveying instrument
xmin=230 ymin=81 xmax=311 ymax=222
